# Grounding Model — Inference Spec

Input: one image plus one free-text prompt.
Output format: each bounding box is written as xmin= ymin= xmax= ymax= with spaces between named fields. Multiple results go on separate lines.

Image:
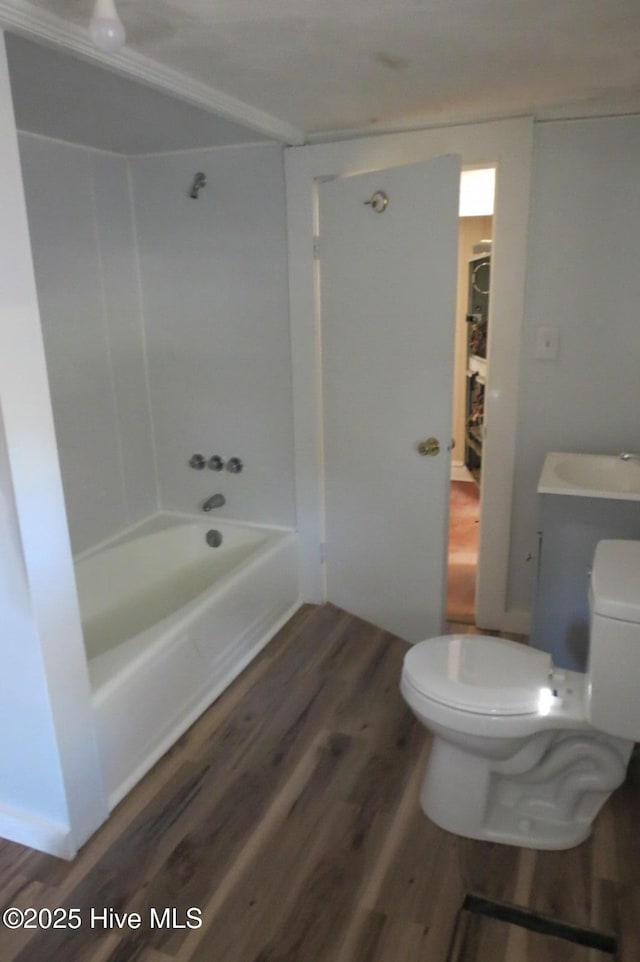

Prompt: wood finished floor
xmin=1 ymin=604 xmax=639 ymax=962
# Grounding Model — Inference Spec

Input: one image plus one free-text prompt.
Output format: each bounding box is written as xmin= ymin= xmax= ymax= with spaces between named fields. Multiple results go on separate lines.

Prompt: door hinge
xmin=319 ymin=541 xmax=327 ymax=563
xmin=313 ymin=235 xmax=320 ymax=260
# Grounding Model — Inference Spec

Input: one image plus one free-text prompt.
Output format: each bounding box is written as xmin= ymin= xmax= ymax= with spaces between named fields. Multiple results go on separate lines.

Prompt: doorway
xmin=285 ymin=119 xmax=533 ymax=635
xmin=447 ymin=169 xmax=494 ymax=625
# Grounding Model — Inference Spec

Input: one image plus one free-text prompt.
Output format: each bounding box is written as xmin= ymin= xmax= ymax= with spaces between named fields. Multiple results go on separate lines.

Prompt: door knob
xmin=417 ymin=437 xmax=440 ymax=457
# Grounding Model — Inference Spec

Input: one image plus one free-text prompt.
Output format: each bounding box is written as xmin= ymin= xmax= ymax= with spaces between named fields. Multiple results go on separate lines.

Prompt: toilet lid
xmin=403 ymin=635 xmax=553 ymax=715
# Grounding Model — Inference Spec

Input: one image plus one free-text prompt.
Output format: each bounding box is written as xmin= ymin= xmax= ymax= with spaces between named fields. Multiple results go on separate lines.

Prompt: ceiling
xmin=3 ymin=0 xmax=640 ymax=146
xmin=5 ymin=34 xmax=270 ymax=153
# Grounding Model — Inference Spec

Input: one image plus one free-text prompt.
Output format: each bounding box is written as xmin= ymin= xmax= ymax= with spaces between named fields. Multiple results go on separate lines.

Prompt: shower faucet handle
xmin=208 ymin=455 xmax=225 ymax=471
xmin=189 ymin=453 xmax=207 ymax=470
xmin=227 ymin=457 xmax=243 ymax=473
xmin=202 ymin=493 xmax=226 ymax=511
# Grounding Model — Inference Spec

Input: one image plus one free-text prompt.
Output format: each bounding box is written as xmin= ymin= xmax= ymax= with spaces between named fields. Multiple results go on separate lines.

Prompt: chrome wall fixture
xmin=364 ymin=190 xmax=389 ymax=213
xmin=202 ymin=493 xmax=225 ymax=512
xmin=189 ymin=454 xmax=244 ymax=472
xmin=189 ymin=172 xmax=207 ymax=199
xmin=205 ymin=529 xmax=223 ymax=548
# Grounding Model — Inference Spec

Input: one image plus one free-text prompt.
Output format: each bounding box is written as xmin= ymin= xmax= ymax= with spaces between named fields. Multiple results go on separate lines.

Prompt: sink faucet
xmin=619 ymin=452 xmax=640 ymax=461
xmin=202 ymin=493 xmax=226 ymax=511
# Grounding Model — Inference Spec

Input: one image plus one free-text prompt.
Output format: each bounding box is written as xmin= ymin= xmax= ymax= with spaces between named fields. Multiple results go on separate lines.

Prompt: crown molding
xmin=0 ymin=0 xmax=306 ymax=145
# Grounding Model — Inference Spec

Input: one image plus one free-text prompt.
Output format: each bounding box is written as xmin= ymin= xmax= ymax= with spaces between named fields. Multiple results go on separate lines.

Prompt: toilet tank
xmin=587 ymin=540 xmax=640 ymax=740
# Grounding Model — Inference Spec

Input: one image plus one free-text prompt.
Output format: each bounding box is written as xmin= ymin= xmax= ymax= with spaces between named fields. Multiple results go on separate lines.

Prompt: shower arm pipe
xmin=189 ymin=172 xmax=207 ymax=199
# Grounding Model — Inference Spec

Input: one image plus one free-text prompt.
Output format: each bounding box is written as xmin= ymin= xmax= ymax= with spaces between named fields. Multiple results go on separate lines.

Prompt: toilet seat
xmin=403 ymin=635 xmax=553 ymax=716
xmin=400 ymin=629 xmax=630 ymax=850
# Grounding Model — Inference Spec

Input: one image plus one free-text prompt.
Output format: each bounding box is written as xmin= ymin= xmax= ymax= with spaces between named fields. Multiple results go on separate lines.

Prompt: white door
xmin=318 ymin=155 xmax=460 ymax=642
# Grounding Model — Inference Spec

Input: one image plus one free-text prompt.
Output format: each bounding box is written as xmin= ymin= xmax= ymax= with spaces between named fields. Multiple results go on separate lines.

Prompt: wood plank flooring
xmin=0 ymin=604 xmax=638 ymax=961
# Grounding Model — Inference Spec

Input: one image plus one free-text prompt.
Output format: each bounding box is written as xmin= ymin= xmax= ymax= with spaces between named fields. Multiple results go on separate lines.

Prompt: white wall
xmin=0 ymin=412 xmax=69 ymax=840
xmin=131 ymin=145 xmax=296 ymax=526
xmin=18 ymin=134 xmax=157 ymax=555
xmin=0 ymin=33 xmax=107 ymax=857
xmin=507 ymin=115 xmax=640 ymax=612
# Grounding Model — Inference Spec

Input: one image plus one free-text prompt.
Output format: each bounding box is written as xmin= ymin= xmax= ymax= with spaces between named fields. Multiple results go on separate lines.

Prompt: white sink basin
xmin=538 ymin=452 xmax=640 ymax=500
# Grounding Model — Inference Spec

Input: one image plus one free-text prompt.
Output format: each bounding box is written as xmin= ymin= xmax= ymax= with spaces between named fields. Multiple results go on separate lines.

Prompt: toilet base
xmin=421 ymin=790 xmax=592 ymax=850
xmin=419 ymin=731 xmax=632 ymax=851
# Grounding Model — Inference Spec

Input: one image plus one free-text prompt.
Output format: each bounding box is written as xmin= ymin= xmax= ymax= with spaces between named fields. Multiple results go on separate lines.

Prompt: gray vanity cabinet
xmin=531 ymin=494 xmax=640 ymax=671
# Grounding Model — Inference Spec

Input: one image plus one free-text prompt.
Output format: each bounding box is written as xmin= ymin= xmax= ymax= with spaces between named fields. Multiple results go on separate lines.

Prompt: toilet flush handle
xmin=550 ymin=669 xmax=568 ymax=698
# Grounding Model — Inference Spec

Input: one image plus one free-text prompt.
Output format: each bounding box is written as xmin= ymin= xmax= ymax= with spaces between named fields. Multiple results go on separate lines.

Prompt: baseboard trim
xmin=0 ymin=804 xmax=75 ymax=859
xmin=475 ymin=607 xmax=531 ymax=636
xmin=498 ymin=608 xmax=531 ymax=635
xmin=450 ymin=464 xmax=475 ymax=483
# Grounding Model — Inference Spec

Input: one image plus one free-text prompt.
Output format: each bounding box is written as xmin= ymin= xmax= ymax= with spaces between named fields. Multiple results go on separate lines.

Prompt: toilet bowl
xmin=400 ymin=540 xmax=640 ymax=850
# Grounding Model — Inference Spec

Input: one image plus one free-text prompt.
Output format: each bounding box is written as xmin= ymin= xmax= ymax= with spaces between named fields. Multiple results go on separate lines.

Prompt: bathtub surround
xmin=12 ymin=90 xmax=298 ymax=844
xmin=5 ymin=42 xmax=296 ymax=850
xmin=0 ymin=34 xmax=107 ymax=857
xmin=131 ymin=144 xmax=296 ymax=528
xmin=13 ymin=142 xmax=298 ymax=830
xmin=17 ymin=133 xmax=157 ymax=555
xmin=16 ymin=136 xmax=296 ymax=555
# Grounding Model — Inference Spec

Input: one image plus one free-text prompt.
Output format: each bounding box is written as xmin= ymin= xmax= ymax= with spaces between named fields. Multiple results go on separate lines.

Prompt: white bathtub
xmin=75 ymin=513 xmax=300 ymax=807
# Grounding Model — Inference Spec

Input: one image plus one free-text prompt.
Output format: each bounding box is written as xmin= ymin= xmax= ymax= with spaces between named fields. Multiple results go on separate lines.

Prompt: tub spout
xmin=202 ymin=493 xmax=226 ymax=511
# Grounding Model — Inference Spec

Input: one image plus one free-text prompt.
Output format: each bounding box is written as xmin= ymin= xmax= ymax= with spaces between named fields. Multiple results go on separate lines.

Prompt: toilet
xmin=400 ymin=540 xmax=640 ymax=850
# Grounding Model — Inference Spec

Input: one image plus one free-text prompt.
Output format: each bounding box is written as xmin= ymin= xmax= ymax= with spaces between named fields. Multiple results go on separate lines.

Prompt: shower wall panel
xmin=131 ymin=144 xmax=295 ymax=527
xmin=18 ymin=134 xmax=157 ymax=554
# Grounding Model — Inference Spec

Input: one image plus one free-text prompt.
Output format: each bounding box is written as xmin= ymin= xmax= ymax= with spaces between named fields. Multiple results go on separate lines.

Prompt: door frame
xmin=284 ymin=118 xmax=534 ymax=634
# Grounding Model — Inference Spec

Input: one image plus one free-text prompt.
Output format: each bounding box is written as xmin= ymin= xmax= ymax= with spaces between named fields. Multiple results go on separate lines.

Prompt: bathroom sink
xmin=538 ymin=452 xmax=640 ymax=500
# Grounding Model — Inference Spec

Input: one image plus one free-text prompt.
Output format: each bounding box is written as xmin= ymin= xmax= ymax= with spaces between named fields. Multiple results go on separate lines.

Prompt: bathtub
xmin=75 ymin=513 xmax=300 ymax=807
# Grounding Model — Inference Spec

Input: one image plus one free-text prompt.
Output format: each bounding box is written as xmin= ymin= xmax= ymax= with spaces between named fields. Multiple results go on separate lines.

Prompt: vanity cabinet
xmin=531 ymin=494 xmax=640 ymax=671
